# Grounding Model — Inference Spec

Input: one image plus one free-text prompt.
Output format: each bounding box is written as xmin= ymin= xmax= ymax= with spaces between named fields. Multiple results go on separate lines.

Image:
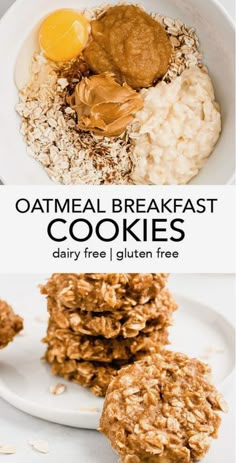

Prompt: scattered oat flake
xmin=50 ymin=383 xmax=67 ymax=395
xmin=79 ymin=406 xmax=99 ymax=412
xmin=200 ymin=346 xmax=224 ymax=360
xmin=0 ymin=444 xmax=16 ymax=454
xmin=29 ymin=439 xmax=49 ymax=454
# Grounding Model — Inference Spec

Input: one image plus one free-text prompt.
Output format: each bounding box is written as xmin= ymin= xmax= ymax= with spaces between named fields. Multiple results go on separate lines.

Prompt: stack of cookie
xmin=41 ymin=273 xmax=177 ymax=396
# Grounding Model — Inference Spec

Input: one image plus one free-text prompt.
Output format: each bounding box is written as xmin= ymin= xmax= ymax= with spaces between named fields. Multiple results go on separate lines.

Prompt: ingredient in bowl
xmin=16 ymin=54 xmax=133 ymax=185
xmin=130 ymin=66 xmax=221 ymax=185
xmin=39 ymin=9 xmax=89 ymax=62
xmin=100 ymin=351 xmax=227 ymax=463
xmin=67 ymin=72 xmax=143 ymax=137
xmin=16 ymin=4 xmax=207 ymax=185
xmin=84 ymin=5 xmax=172 ymax=89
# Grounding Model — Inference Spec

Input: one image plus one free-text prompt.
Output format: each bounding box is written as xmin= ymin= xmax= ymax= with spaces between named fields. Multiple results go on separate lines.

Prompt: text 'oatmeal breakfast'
xmin=16 ymin=3 xmax=221 ymax=185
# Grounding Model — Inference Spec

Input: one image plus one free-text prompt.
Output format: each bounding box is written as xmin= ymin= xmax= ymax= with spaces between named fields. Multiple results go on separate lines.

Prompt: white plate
xmin=0 ymin=0 xmax=235 ymax=184
xmin=0 ymin=294 xmax=234 ymax=430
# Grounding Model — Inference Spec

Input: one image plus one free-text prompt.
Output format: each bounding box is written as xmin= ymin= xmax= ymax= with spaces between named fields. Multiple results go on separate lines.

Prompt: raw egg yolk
xmin=39 ymin=9 xmax=89 ymax=62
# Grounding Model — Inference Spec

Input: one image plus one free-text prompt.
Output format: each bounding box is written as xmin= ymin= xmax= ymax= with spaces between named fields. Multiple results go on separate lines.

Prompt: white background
xmin=0 ymin=274 xmax=235 ymax=463
xmin=0 ymin=1 xmax=235 ymax=462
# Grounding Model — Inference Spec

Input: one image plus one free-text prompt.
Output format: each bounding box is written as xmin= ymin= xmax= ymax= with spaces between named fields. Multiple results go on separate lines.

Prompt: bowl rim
xmin=0 ymin=0 xmax=234 ymax=29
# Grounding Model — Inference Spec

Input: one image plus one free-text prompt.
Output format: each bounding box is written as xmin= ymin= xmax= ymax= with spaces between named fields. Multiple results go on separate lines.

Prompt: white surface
xmin=0 ymin=292 xmax=234 ymax=430
xmin=0 ymin=274 xmax=235 ymax=462
xmin=0 ymin=0 xmax=235 ymax=185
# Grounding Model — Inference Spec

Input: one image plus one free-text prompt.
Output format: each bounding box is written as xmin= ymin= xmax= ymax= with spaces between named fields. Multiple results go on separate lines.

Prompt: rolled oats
xmin=16 ymin=55 xmax=133 ymax=185
xmin=154 ymin=12 xmax=204 ymax=83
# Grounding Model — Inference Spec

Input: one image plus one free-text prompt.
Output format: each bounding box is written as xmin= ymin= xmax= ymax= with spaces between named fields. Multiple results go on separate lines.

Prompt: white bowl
xmin=0 ymin=0 xmax=235 ymax=184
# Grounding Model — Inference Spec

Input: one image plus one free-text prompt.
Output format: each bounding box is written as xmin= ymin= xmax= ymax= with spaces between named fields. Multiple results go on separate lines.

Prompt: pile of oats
xmin=40 ymin=273 xmax=177 ymax=396
xmin=0 ymin=299 xmax=23 ymax=349
xmin=155 ymin=14 xmax=204 ymax=82
xmin=16 ymin=4 xmax=204 ymax=185
xmin=16 ymin=54 xmax=132 ymax=185
xmin=100 ymin=351 xmax=227 ymax=463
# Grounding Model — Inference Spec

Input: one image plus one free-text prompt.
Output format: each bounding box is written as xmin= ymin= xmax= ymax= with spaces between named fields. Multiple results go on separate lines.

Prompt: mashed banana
xmin=84 ymin=5 xmax=172 ymax=89
xmin=130 ymin=67 xmax=221 ymax=185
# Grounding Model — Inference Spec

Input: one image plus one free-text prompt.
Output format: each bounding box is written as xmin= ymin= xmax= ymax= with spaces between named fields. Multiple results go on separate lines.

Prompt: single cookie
xmin=100 ymin=351 xmax=227 ymax=463
xmin=40 ymin=273 xmax=168 ymax=312
xmin=0 ymin=300 xmax=23 ymax=349
xmin=47 ymin=289 xmax=177 ymax=338
xmin=44 ymin=322 xmax=169 ymax=363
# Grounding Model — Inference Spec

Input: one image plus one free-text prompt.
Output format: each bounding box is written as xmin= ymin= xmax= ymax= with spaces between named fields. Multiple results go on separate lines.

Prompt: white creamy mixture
xmin=130 ymin=66 xmax=221 ymax=185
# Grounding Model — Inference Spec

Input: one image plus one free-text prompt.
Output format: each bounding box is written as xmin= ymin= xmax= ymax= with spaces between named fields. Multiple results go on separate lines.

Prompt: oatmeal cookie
xmin=44 ymin=322 xmax=169 ymax=363
xmin=46 ymin=357 xmax=125 ymax=396
xmin=100 ymin=351 xmax=227 ymax=463
xmin=41 ymin=273 xmax=168 ymax=311
xmin=47 ymin=289 xmax=177 ymax=338
xmin=0 ymin=300 xmax=23 ymax=349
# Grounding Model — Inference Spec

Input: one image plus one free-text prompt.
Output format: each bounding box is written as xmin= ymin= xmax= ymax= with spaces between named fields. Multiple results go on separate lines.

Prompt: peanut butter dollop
xmin=67 ymin=72 xmax=143 ymax=137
